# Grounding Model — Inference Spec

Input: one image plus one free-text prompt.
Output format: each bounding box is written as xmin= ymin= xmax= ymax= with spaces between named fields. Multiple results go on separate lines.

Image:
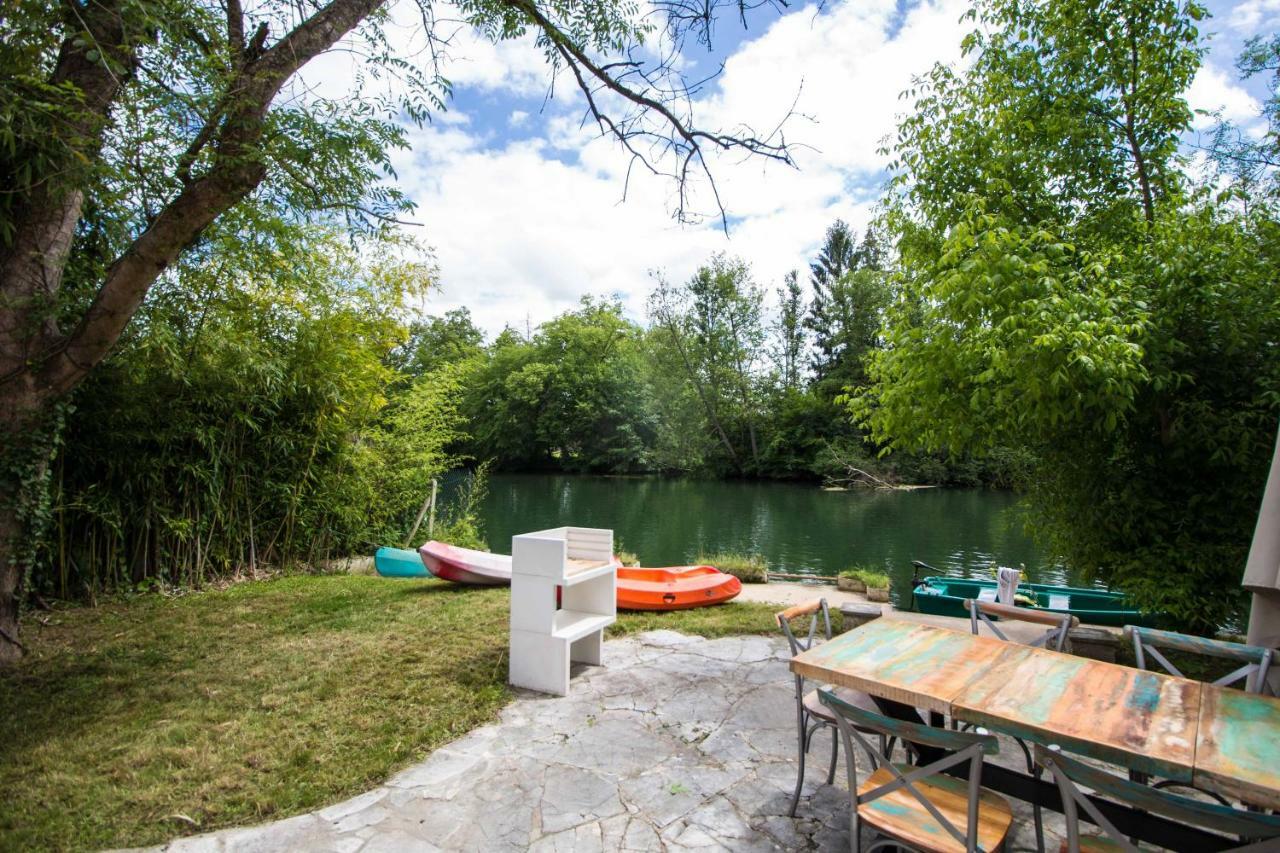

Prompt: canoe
xmin=418 ymin=540 xmax=514 ymax=585
xmin=374 ymin=546 xmax=431 ymax=578
xmin=615 ymin=566 xmax=742 ymax=610
xmin=911 ymin=573 xmax=1160 ymax=628
xmin=385 ymin=542 xmax=741 ymax=611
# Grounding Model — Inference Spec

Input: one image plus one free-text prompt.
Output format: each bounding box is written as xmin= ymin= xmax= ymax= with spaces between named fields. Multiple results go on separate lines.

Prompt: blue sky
xmin=305 ymin=0 xmax=1278 ymax=336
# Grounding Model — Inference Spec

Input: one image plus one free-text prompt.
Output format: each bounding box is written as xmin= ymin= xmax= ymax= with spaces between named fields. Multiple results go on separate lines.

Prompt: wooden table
xmin=953 ymin=645 xmax=1200 ymax=781
xmin=790 ymin=617 xmax=1036 ymax=716
xmin=791 ymin=618 xmax=1280 ymax=812
xmin=1195 ymin=683 xmax=1280 ymax=809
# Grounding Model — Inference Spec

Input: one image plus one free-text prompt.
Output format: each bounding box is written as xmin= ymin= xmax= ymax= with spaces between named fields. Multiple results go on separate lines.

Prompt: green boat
xmin=909 ymin=562 xmax=1160 ymax=628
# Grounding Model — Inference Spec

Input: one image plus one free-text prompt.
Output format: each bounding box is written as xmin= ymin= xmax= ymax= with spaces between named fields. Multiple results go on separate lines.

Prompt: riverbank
xmin=0 ymin=575 xmax=779 ymax=851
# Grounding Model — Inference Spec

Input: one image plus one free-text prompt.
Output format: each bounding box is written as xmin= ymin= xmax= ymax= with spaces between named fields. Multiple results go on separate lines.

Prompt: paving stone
xmin=528 ymin=820 xmax=604 ymax=853
xmin=598 ymin=813 xmax=662 ymax=851
xmin=538 ymin=764 xmax=624 ymax=833
xmin=141 ymin=631 xmax=1076 ymax=853
xmin=317 ymin=789 xmax=388 ymax=823
xmin=385 ymin=748 xmax=485 ymax=793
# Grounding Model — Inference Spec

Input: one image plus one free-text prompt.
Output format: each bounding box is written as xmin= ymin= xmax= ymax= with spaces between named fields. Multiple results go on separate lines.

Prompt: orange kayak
xmin=615 ymin=566 xmax=742 ymax=611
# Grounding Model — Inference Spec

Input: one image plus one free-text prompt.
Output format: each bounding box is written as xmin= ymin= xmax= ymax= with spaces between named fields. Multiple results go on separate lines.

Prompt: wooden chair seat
xmin=856 ymin=764 xmax=1014 ymax=853
xmin=803 ymin=686 xmax=880 ymax=728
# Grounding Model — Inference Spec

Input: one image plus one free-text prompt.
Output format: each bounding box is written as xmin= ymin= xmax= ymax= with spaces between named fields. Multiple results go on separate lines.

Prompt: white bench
xmin=509 ymin=526 xmax=617 ymax=696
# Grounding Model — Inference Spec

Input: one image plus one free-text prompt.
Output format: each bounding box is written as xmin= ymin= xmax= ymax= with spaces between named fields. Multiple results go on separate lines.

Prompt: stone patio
xmin=140 ymin=630 xmax=1065 ymax=852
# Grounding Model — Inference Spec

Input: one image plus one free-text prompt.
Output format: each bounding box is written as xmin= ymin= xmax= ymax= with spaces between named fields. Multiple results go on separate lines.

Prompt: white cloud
xmin=300 ymin=0 xmax=1261 ymax=339
xmin=385 ymin=0 xmax=972 ymax=335
xmin=1229 ymin=0 xmax=1280 ymax=32
xmin=1186 ymin=63 xmax=1263 ymax=129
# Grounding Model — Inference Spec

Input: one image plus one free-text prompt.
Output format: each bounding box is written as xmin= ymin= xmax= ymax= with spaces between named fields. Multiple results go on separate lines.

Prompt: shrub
xmin=853 ymin=568 xmax=890 ymax=589
xmin=615 ymin=550 xmax=641 ymax=567
xmin=699 ymin=551 xmax=768 ymax=583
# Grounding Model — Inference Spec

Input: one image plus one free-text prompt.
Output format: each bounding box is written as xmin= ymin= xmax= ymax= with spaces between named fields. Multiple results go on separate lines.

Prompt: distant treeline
xmin=400 ymin=232 xmax=1028 ymax=488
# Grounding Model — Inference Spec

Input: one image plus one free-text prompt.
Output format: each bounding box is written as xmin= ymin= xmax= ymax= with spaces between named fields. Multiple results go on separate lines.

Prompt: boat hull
xmin=913 ymin=576 xmax=1159 ymax=627
xmin=418 ymin=541 xmax=513 ymax=585
xmin=616 ymin=566 xmax=742 ymax=610
xmin=374 ymin=547 xmax=432 ymax=578
xmin=409 ymin=543 xmax=742 ymax=611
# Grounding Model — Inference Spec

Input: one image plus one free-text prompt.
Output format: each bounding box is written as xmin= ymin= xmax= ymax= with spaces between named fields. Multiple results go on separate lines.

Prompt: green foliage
xmin=697 ymin=551 xmax=768 ymax=583
xmin=431 ymin=465 xmax=491 ymax=552
xmin=859 ymin=0 xmax=1278 ymax=630
xmin=648 ymin=255 xmax=770 ymax=474
xmin=840 ymin=567 xmax=889 ymax=589
xmin=42 ymin=224 xmax=458 ymax=595
xmin=393 ymin=308 xmax=486 ymax=377
xmin=461 ymin=297 xmax=655 ymax=473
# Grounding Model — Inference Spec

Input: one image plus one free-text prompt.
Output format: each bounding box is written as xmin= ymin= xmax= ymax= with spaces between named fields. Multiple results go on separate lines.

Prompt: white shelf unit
xmin=509 ymin=526 xmax=616 ymax=696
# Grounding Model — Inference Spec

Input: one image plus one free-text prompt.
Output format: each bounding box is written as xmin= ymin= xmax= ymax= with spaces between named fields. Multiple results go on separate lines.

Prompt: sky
xmin=302 ymin=0 xmax=1279 ymax=336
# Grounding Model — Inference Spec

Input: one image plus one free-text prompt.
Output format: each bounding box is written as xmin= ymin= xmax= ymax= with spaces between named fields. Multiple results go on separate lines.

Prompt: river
xmin=474 ymin=474 xmax=1069 ymax=607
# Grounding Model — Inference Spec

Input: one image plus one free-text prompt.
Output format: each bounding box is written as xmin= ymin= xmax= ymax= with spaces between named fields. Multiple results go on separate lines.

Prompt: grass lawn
xmin=0 ymin=574 xmax=780 ymax=851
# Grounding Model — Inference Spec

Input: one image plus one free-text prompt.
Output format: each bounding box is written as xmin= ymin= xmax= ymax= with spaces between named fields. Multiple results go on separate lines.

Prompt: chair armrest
xmin=973 ymin=600 xmax=1078 ymax=628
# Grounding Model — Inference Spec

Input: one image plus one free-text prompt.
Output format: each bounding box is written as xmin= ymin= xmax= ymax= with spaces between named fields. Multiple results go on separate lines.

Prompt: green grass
xmin=839 ymin=567 xmax=890 ymax=589
xmin=0 ymin=575 xmax=777 ymax=851
xmin=697 ymin=551 xmax=768 ymax=583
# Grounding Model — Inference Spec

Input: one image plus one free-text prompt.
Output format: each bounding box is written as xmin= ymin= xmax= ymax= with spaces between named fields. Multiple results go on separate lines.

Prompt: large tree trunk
xmin=0 ymin=386 xmax=61 ymax=665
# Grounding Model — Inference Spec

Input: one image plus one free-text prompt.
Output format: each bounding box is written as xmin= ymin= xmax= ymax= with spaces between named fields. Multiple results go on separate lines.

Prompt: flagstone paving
xmin=138 ymin=630 xmax=1064 ymax=852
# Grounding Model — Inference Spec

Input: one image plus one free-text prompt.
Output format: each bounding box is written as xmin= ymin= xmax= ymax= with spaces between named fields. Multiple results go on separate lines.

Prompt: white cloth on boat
xmin=996 ymin=567 xmax=1022 ymax=606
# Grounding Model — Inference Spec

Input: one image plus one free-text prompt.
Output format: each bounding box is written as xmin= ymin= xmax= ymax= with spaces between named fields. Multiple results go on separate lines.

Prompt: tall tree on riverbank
xmin=648 ymin=255 xmax=769 ymax=473
xmin=774 ymin=271 xmax=806 ymax=390
xmin=806 ymin=221 xmax=891 ymax=393
xmin=0 ymin=0 xmax=794 ymax=663
xmin=858 ymin=0 xmax=1280 ymax=629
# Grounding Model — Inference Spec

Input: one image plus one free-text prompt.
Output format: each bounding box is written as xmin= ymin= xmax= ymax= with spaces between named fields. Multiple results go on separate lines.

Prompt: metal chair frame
xmin=777 ymin=599 xmax=894 ymax=818
xmin=1036 ymin=743 xmax=1280 ymax=853
xmin=1124 ymin=626 xmax=1274 ymax=695
xmin=820 ymin=686 xmax=1003 ymax=853
xmin=965 ymin=599 xmax=1077 ymax=653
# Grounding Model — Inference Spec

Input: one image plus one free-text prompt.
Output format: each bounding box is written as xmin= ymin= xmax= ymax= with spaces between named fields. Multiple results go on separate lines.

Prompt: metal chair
xmin=820 ymin=686 xmax=1015 ymax=853
xmin=777 ymin=599 xmax=901 ymax=818
xmin=1124 ymin=626 xmax=1274 ymax=694
xmin=1035 ymin=743 xmax=1280 ymax=852
xmin=965 ymin=599 xmax=1078 ymax=653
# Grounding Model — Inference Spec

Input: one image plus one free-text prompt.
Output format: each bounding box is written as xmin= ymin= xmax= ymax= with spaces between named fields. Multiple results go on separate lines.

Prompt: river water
xmin=475 ymin=474 xmax=1069 ymax=606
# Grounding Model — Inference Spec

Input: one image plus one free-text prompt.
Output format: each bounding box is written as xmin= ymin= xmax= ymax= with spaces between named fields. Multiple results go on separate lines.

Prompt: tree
xmin=805 ymin=220 xmax=856 ymax=376
xmin=0 ymin=0 xmax=794 ymax=662
xmin=805 ymin=221 xmax=890 ymax=393
xmin=648 ymin=255 xmax=768 ymax=473
xmin=773 ymin=270 xmax=806 ymax=390
xmin=858 ymin=0 xmax=1279 ymax=629
xmin=395 ymin=308 xmax=485 ymax=376
xmin=45 ymin=224 xmax=451 ymax=596
xmin=1207 ymin=35 xmax=1280 ymax=197
xmin=461 ymin=299 xmax=654 ymax=472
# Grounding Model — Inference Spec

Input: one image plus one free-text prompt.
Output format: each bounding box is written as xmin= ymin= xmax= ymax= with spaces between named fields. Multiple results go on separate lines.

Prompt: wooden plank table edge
xmin=790 ymin=655 xmax=952 ymax=716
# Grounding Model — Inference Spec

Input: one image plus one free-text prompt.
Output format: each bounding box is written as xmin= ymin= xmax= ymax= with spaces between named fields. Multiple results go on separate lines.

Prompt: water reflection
xmin=473 ymin=474 xmax=1068 ymax=607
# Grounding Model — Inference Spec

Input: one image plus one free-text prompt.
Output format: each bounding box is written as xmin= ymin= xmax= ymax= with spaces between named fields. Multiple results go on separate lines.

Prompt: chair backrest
xmin=965 ymin=599 xmax=1078 ymax=652
xmin=1035 ymin=743 xmax=1280 ymax=853
xmin=1124 ymin=626 xmax=1274 ymax=694
xmin=775 ymin=598 xmax=832 ymax=657
xmin=820 ymin=686 xmax=1000 ymax=852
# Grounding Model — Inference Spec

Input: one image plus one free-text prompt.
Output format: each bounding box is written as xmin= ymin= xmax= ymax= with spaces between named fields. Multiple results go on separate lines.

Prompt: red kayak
xmin=615 ymin=566 xmax=742 ymax=610
xmin=416 ymin=542 xmax=740 ymax=610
